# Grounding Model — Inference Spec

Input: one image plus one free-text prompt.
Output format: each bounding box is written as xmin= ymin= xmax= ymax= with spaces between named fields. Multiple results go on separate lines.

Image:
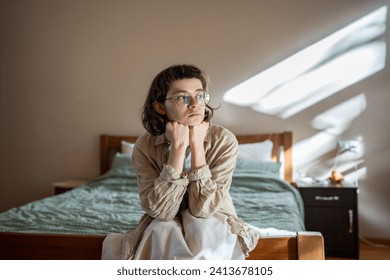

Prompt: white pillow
xmin=237 ymin=140 xmax=273 ymax=162
xmin=121 ymin=141 xmax=134 ymax=155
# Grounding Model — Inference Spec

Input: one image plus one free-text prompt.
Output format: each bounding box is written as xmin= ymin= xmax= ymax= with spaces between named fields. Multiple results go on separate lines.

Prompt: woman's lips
xmin=187 ymin=113 xmax=202 ymax=117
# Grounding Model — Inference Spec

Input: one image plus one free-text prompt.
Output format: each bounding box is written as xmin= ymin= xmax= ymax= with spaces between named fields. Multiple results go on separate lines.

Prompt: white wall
xmin=1 ymin=0 xmax=389 ymax=239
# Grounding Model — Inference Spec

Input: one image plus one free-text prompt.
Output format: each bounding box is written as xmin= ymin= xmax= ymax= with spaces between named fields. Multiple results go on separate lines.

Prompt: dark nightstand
xmin=299 ymin=185 xmax=359 ymax=259
xmin=53 ymin=179 xmax=87 ymax=195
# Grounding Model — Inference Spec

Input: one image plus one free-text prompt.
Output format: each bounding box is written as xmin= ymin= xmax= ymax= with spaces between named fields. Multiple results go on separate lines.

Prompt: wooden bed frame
xmin=0 ymin=131 xmax=324 ymax=260
xmin=100 ymin=132 xmax=293 ymax=182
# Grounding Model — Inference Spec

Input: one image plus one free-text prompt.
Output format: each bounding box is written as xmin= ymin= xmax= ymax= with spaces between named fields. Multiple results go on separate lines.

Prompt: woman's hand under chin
xmin=189 ymin=121 xmax=209 ymax=149
xmin=165 ymin=121 xmax=189 ymax=150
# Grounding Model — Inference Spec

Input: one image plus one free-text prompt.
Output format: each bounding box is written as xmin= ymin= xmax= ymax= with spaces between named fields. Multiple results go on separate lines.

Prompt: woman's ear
xmin=153 ymin=102 xmax=166 ymax=115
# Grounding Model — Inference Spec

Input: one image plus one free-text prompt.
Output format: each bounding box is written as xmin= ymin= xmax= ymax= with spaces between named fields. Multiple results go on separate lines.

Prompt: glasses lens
xmin=175 ymin=92 xmax=190 ymax=107
xmin=197 ymin=91 xmax=210 ymax=105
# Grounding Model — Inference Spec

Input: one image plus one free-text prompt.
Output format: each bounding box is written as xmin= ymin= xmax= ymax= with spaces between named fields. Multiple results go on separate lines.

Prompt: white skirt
xmin=102 ymin=210 xmax=245 ymax=260
xmin=101 ymin=210 xmax=296 ymax=260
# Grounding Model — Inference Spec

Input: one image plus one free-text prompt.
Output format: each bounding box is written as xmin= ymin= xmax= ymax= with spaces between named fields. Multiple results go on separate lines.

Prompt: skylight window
xmin=223 ymin=6 xmax=387 ymax=119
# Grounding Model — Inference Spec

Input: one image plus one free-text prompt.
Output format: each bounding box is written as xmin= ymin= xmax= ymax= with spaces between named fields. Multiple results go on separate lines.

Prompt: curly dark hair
xmin=141 ymin=64 xmax=215 ymax=136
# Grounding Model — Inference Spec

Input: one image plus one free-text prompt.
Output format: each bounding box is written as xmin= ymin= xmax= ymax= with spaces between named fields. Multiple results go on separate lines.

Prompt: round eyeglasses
xmin=165 ymin=91 xmax=211 ymax=107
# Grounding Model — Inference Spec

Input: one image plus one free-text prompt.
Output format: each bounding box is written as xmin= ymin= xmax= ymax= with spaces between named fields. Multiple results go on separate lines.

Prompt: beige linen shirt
xmin=121 ymin=124 xmax=257 ymax=259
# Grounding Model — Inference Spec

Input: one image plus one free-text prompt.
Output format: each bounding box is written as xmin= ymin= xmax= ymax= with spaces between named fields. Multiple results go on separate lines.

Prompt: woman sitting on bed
xmin=103 ymin=64 xmax=259 ymax=260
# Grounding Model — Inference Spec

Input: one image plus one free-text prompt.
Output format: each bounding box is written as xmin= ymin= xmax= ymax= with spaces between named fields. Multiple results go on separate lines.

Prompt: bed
xmin=0 ymin=131 xmax=324 ymax=260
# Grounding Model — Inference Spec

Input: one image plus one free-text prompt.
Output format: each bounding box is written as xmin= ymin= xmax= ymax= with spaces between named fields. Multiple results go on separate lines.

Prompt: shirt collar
xmin=154 ymin=134 xmax=169 ymax=146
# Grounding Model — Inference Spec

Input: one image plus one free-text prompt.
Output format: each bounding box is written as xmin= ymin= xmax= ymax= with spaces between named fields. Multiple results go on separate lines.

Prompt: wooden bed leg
xmin=297 ymin=232 xmax=325 ymax=260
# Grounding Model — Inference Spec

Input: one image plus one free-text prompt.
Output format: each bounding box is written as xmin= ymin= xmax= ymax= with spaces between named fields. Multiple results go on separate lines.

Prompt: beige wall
xmin=1 ymin=0 xmax=389 ymax=239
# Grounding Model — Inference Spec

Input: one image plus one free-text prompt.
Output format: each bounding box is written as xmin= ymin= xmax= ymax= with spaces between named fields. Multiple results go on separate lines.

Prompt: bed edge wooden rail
xmin=0 ymin=231 xmax=324 ymax=260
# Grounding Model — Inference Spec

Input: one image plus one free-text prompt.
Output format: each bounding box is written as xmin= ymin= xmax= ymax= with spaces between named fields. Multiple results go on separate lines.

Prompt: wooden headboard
xmin=100 ymin=135 xmax=138 ymax=176
xmin=100 ymin=131 xmax=293 ymax=182
xmin=235 ymin=132 xmax=292 ymax=182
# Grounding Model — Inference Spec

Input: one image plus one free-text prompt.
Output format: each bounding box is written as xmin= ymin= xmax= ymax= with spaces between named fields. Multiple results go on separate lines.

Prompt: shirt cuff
xmin=161 ymin=164 xmax=189 ymax=184
xmin=188 ymin=164 xmax=211 ymax=182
